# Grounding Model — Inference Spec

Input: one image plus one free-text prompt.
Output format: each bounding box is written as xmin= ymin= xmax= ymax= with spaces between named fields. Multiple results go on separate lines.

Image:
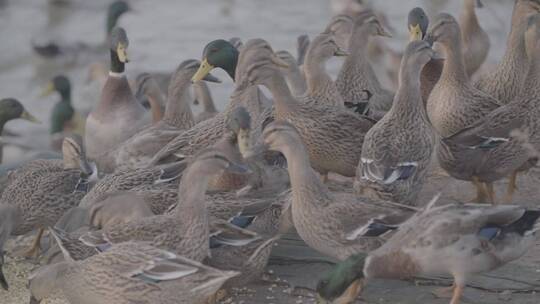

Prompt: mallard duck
xmin=134 ymin=72 xmax=166 ymax=122
xmin=254 ymin=121 xmax=413 ymax=260
xmin=0 ymin=137 xmax=93 ymax=290
xmin=355 ymin=40 xmax=435 ymax=206
xmin=32 ymin=1 xmax=131 ymax=63
xmin=300 ymin=31 xmax=348 ymax=108
xmin=474 ymin=0 xmax=540 ymax=103
xmin=336 ymin=13 xmax=394 ymax=113
xmin=193 ymin=80 xmax=219 ymax=123
xmin=78 ymin=148 xmax=252 ymax=262
xmin=460 ymin=0 xmax=490 ymax=77
xmin=438 ymin=14 xmax=540 ymax=204
xmin=40 ymin=75 xmax=86 ymax=150
xmin=150 ymin=39 xmax=269 ymax=166
xmin=426 ymin=13 xmax=500 ymax=138
xmin=85 ymin=27 xmax=151 ymax=167
xmin=408 ymin=7 xmax=444 ymax=104
xmin=0 ymin=98 xmax=40 ymax=163
xmin=43 ymin=240 xmax=239 ymax=304
xmin=316 ymin=203 xmax=540 ymax=304
xmin=112 ymin=59 xmax=220 ymax=170
xmin=237 ymin=39 xmax=375 ymax=180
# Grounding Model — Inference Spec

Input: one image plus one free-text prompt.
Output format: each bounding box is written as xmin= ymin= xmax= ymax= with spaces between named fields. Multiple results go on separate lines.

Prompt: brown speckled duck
xmin=355 ymin=40 xmax=435 ymax=206
xmin=460 ymin=0 xmax=490 ymax=77
xmin=255 ymin=121 xmax=413 ymax=261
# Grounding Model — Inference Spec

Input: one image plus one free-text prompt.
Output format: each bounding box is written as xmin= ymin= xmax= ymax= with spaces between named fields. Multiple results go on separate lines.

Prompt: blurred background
xmin=0 ymin=0 xmax=513 ymax=164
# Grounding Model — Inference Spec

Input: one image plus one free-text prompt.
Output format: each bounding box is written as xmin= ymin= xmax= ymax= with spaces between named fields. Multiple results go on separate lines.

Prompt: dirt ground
xmin=2 ymin=163 xmax=540 ymax=304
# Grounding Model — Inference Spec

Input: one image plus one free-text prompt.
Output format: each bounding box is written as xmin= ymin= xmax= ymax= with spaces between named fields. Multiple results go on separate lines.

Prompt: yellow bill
xmin=271 ymin=54 xmax=290 ymax=69
xmin=21 ymin=110 xmax=41 ymax=124
xmin=191 ymin=58 xmax=215 ymax=83
xmin=39 ymin=82 xmax=55 ymax=98
xmin=117 ymin=43 xmax=129 ymax=63
xmin=409 ymin=24 xmax=423 ymax=41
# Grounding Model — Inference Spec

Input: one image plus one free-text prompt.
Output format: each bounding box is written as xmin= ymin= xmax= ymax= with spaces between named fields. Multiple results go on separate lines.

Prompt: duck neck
xmin=175 ymin=167 xmax=210 ymax=228
xmin=147 ymin=93 xmax=165 ymax=123
xmin=281 ymin=143 xmax=332 ymax=207
xmin=460 ymin=0 xmax=480 ymax=30
xmin=342 ymin=28 xmax=382 ymax=90
xmin=497 ymin=11 xmax=530 ymax=83
xmin=439 ymin=39 xmax=469 ymax=85
xmin=109 ymin=50 xmax=125 ymax=75
xmin=524 ymin=52 xmax=540 ymax=96
xmin=265 ymin=73 xmax=300 ymax=116
xmin=194 ymin=82 xmax=217 ymax=113
xmin=163 ymin=77 xmax=195 ymax=128
xmin=304 ymin=56 xmax=336 ymax=96
xmin=390 ymin=66 xmax=424 ymax=117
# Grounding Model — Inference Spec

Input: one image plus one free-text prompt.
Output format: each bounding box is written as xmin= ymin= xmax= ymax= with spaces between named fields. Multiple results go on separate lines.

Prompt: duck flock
xmin=1 ymin=0 xmax=540 ymax=304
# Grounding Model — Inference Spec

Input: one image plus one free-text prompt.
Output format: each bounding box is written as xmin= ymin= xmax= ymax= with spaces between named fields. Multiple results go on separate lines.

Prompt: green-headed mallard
xmin=355 ymin=40 xmax=435 ymax=206
xmin=316 ymin=203 xmax=540 ymax=304
xmin=0 ymin=98 xmax=40 ymax=163
xmin=85 ymin=27 xmax=151 ymax=168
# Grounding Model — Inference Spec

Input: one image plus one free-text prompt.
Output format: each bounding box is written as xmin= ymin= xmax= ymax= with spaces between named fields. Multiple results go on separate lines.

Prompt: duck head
xmin=316 ymin=253 xmax=368 ymax=304
xmin=192 ymin=39 xmax=240 ymax=82
xmin=40 ymin=75 xmax=71 ymax=101
xmin=0 ymin=98 xmax=40 ymax=129
xmin=408 ymin=7 xmax=429 ymax=41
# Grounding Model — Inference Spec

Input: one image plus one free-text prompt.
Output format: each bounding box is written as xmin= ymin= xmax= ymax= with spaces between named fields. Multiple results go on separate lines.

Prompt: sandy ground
xmin=2 ymin=163 xmax=540 ymax=304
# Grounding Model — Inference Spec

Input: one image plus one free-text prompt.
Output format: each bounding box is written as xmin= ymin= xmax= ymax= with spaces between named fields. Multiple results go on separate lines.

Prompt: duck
xmin=426 ymin=13 xmax=500 ymax=138
xmin=78 ymin=148 xmax=253 ymax=262
xmin=253 ymin=121 xmax=413 ymax=260
xmin=296 ymin=34 xmax=310 ymax=67
xmin=474 ymin=0 xmax=540 ymax=103
xmin=460 ymin=0 xmax=490 ymax=77
xmin=0 ymin=137 xmax=94 ymax=290
xmin=355 ymin=40 xmax=435 ymax=206
xmin=299 ymin=31 xmax=348 ymax=108
xmin=0 ymin=98 xmax=40 ymax=163
xmin=316 ymin=203 xmax=540 ymax=304
xmin=112 ymin=59 xmax=220 ymax=170
xmin=40 ymin=75 xmax=86 ymax=150
xmin=437 ymin=14 xmax=540 ymax=204
xmin=236 ymin=39 xmax=375 ymax=181
xmin=85 ymin=27 xmax=151 ymax=168
xmin=32 ymin=0 xmax=131 ymax=64
xmin=150 ymin=39 xmax=269 ymax=166
xmin=193 ymin=80 xmax=219 ymax=123
xmin=40 ymin=239 xmax=239 ymax=304
xmin=335 ymin=12 xmax=394 ymax=113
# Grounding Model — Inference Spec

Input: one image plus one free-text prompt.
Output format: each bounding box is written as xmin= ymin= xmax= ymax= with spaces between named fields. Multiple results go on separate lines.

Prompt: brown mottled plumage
xmin=355 ymin=41 xmax=435 ymax=206
xmin=473 ymin=0 xmax=539 ymax=103
xmin=460 ymin=0 xmax=490 ymax=77
xmin=426 ymin=13 xmax=500 ymax=138
xmin=258 ymin=122 xmax=412 ymax=260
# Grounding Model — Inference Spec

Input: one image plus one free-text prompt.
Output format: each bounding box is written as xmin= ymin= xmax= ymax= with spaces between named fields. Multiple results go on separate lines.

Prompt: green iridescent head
xmin=0 ymin=98 xmax=40 ymax=129
xmin=192 ymin=39 xmax=239 ymax=82
xmin=316 ymin=253 xmax=367 ymax=304
xmin=107 ymin=1 xmax=131 ymax=34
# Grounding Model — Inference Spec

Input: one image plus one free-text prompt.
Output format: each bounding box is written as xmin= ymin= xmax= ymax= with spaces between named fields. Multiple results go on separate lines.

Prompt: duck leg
xmin=432 ymin=282 xmax=455 ymax=298
xmin=485 ymin=182 xmax=496 ymax=205
xmin=450 ymin=283 xmax=464 ymax=304
xmin=503 ymin=171 xmax=518 ymax=204
xmin=23 ymin=228 xmax=44 ymax=259
xmin=471 ymin=177 xmax=487 ymax=203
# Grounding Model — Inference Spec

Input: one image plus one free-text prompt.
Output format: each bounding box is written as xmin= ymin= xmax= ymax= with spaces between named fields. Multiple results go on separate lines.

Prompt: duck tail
xmin=504 ymin=210 xmax=540 ymax=236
